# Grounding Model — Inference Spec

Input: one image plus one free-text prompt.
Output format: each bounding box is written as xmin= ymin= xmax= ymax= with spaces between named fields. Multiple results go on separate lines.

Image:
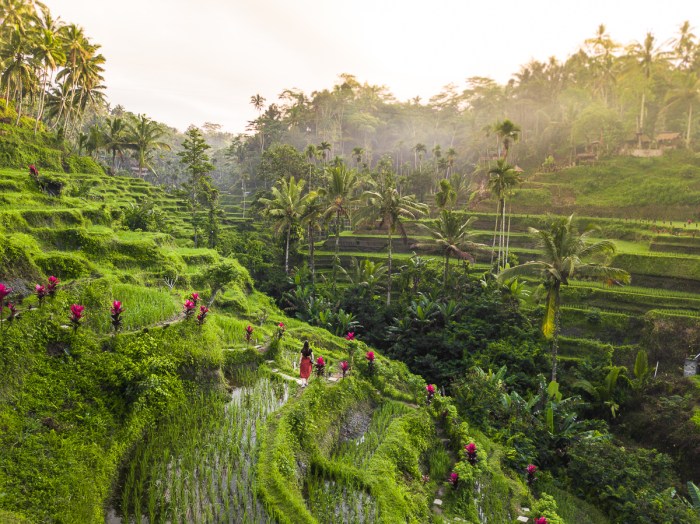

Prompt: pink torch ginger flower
xmin=365 ymin=351 xmax=375 ymax=362
xmin=29 ymin=164 xmax=39 ymax=177
xmin=276 ymin=321 xmax=286 ymax=339
xmin=110 ymin=301 xmax=124 ymax=332
xmin=465 ymin=442 xmax=478 ymax=465
xmin=449 ymin=472 xmax=459 ymax=487
xmin=47 ymin=276 xmax=59 ymax=296
xmin=340 ymin=360 xmax=349 ymax=378
xmin=345 ymin=331 xmax=355 ymax=341
xmin=426 ymin=383 xmax=436 ymax=405
xmin=245 ymin=325 xmax=254 ymax=345
xmin=35 ymin=284 xmax=47 ymax=305
xmin=316 ymin=356 xmax=325 ymax=367
xmin=183 ymin=300 xmax=196 ymax=319
xmin=0 ymin=283 xmax=11 ymax=300
xmin=197 ymin=305 xmax=209 ymax=325
xmin=527 ymin=464 xmax=538 ymax=487
xmin=190 ymin=292 xmax=200 ymax=305
xmin=6 ymin=302 xmax=17 ymax=320
xmin=315 ymin=356 xmax=326 ymax=377
xmin=535 ymin=518 xmax=548 ymax=524
xmin=69 ymin=304 xmax=85 ymax=331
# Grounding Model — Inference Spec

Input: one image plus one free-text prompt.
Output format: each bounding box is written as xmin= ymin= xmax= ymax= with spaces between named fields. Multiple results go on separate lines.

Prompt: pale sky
xmin=44 ymin=0 xmax=700 ymax=134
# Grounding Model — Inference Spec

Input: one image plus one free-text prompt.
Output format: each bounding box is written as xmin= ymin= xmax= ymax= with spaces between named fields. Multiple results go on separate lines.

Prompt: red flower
xmin=183 ymin=300 xmax=196 ymax=319
xmin=35 ymin=284 xmax=47 ymax=304
xmin=316 ymin=356 xmax=325 ymax=367
xmin=276 ymin=321 xmax=286 ymax=339
xmin=278 ymin=322 xmax=285 ymax=328
xmin=0 ymin=283 xmax=12 ymax=300
xmin=47 ymin=276 xmax=59 ymax=296
xmin=465 ymin=442 xmax=478 ymax=465
xmin=197 ymin=305 xmax=209 ymax=325
xmin=365 ymin=351 xmax=375 ymax=362
xmin=245 ymin=325 xmax=254 ymax=344
xmin=535 ymin=518 xmax=548 ymax=524
xmin=340 ymin=360 xmax=349 ymax=371
xmin=190 ymin=292 xmax=200 ymax=304
xmin=315 ymin=356 xmax=326 ymax=377
xmin=6 ymin=302 xmax=17 ymax=320
xmin=426 ymin=384 xmax=436 ymax=394
xmin=111 ymin=301 xmax=123 ymax=315
xmin=345 ymin=331 xmax=355 ymax=341
xmin=29 ymin=164 xmax=39 ymax=177
xmin=69 ymin=304 xmax=85 ymax=330
xmin=449 ymin=472 xmax=459 ymax=487
xmin=527 ymin=464 xmax=538 ymax=486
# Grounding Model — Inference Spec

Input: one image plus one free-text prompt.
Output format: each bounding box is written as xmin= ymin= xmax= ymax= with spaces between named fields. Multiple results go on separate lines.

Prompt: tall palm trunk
xmin=285 ymin=224 xmax=291 ymax=274
xmin=308 ymin=222 xmax=316 ymax=286
xmin=386 ymin=229 xmax=393 ymax=306
xmin=499 ymin=197 xmax=506 ymax=269
xmin=505 ymin=202 xmax=512 ymax=267
xmin=34 ymin=67 xmax=49 ymax=134
xmin=686 ymin=103 xmax=693 ymax=149
xmin=444 ymin=252 xmax=450 ymax=287
xmin=332 ymin=210 xmax=341 ymax=287
xmin=490 ymin=200 xmax=500 ymax=267
xmin=550 ymin=282 xmax=562 ymax=382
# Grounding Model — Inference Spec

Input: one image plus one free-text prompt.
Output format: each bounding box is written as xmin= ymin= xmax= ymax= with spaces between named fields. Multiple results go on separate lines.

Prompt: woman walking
xmin=299 ymin=341 xmax=313 ymax=387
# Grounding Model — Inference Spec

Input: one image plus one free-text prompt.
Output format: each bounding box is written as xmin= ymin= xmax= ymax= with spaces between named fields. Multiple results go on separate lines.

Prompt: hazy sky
xmin=44 ymin=0 xmax=699 ymax=134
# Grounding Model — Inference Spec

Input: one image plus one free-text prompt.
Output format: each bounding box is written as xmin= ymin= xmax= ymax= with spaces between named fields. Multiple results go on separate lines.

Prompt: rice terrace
xmin=1 ymin=1 xmax=700 ymax=523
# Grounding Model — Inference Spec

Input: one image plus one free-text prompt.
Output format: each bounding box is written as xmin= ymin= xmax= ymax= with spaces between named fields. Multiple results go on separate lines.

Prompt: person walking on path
xmin=299 ymin=341 xmax=313 ymax=387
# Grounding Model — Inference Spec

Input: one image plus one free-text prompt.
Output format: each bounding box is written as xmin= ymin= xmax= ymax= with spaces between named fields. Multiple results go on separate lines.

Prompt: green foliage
xmin=531 ymin=493 xmax=565 ymax=524
xmin=34 ymin=251 xmax=92 ymax=279
xmin=64 ymin=154 xmax=105 ymax=175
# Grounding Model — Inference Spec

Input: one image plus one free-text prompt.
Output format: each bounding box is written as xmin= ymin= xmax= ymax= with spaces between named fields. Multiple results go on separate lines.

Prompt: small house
xmin=655 ymin=132 xmax=682 ymax=150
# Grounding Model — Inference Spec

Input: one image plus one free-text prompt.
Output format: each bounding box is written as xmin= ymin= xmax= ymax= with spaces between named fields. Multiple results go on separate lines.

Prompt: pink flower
xmin=35 ymin=284 xmax=47 ymax=304
xmin=245 ymin=325 xmax=253 ymax=334
xmin=29 ymin=164 xmax=39 ymax=177
xmin=245 ymin=325 xmax=254 ymax=344
xmin=183 ymin=300 xmax=196 ymax=319
xmin=426 ymin=384 xmax=436 ymax=394
xmin=535 ymin=518 xmax=548 ymax=524
xmin=197 ymin=305 xmax=209 ymax=325
xmin=449 ymin=472 xmax=459 ymax=487
xmin=465 ymin=442 xmax=478 ymax=465
xmin=6 ymin=302 xmax=17 ymax=320
xmin=316 ymin=356 xmax=325 ymax=367
xmin=190 ymin=292 xmax=200 ymax=304
xmin=315 ymin=356 xmax=326 ymax=377
xmin=47 ymin=276 xmax=59 ymax=296
xmin=345 ymin=331 xmax=355 ymax=341
xmin=278 ymin=322 xmax=285 ymax=328
xmin=69 ymin=304 xmax=85 ymax=330
xmin=365 ymin=351 xmax=375 ymax=362
xmin=340 ymin=361 xmax=349 ymax=371
xmin=0 ymin=283 xmax=12 ymax=300
xmin=110 ymin=301 xmax=123 ymax=315
xmin=527 ymin=464 xmax=537 ymax=475
xmin=70 ymin=304 xmax=85 ymax=319
xmin=110 ymin=301 xmax=123 ymax=332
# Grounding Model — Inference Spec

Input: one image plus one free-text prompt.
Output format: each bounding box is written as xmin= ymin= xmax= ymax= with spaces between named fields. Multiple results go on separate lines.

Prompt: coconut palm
xmin=414 ymin=210 xmax=487 ymax=285
xmin=355 ymin=181 xmax=428 ymax=305
xmin=487 ymin=159 xmax=522 ymax=269
xmin=664 ymin=72 xmax=700 ymax=149
xmin=1 ymin=26 xmax=36 ymax=123
xmin=318 ymin=141 xmax=331 ymax=164
xmin=301 ymin=192 xmax=323 ymax=285
xmin=102 ymin=116 xmax=128 ymax=171
xmin=413 ymin=143 xmax=426 ymax=172
xmin=434 ymin=179 xmax=456 ymax=210
xmin=32 ymin=22 xmax=65 ymax=132
xmin=126 ymin=114 xmax=171 ymax=176
xmin=259 ymin=176 xmax=315 ymax=274
xmin=492 ymin=119 xmax=521 ymax=159
xmin=626 ymin=32 xmax=667 ymax=139
xmin=498 ymin=214 xmax=630 ymax=382
xmin=321 ymin=164 xmax=360 ymax=285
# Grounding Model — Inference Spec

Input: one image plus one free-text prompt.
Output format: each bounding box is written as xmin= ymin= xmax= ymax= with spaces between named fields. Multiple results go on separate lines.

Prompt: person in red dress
xmin=299 ymin=341 xmax=313 ymax=387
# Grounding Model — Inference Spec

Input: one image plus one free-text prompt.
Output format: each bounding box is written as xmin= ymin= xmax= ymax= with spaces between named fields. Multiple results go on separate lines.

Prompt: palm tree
xmin=102 ymin=116 xmax=128 ymax=171
xmin=322 ymin=164 xmax=359 ymax=286
xmin=434 ymin=179 xmax=456 ymax=210
xmin=259 ymin=177 xmax=315 ymax=274
xmin=1 ymin=26 xmax=36 ymax=124
xmin=492 ymin=119 xmax=521 ymax=159
xmin=355 ymin=180 xmax=428 ymax=305
xmin=626 ymin=32 xmax=666 ymax=140
xmin=250 ymin=93 xmax=265 ymax=153
xmin=413 ymin=143 xmax=426 ymax=172
xmin=301 ymin=192 xmax=323 ymax=285
xmin=414 ymin=210 xmax=486 ymax=285
xmin=32 ymin=21 xmax=65 ymax=133
xmin=498 ymin=214 xmax=630 ymax=382
xmin=340 ymin=258 xmax=387 ymax=299
xmin=664 ymin=72 xmax=700 ymax=149
xmin=126 ymin=114 xmax=171 ymax=176
xmin=352 ymin=146 xmax=364 ymax=169
xmin=487 ymin=159 xmax=522 ymax=269
xmin=318 ymin=141 xmax=331 ymax=165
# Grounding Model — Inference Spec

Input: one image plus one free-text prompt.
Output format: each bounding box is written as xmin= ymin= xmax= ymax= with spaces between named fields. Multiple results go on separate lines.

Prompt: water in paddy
xmin=109 ymin=376 xmax=288 ymax=523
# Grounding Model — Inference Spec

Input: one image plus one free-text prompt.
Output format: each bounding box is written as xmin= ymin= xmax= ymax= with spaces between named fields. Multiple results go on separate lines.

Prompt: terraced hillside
xmin=0 ymin=167 xmax=565 ymax=523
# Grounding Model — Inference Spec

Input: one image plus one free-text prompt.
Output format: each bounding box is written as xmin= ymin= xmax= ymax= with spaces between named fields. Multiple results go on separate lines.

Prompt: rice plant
xmin=115 ymin=375 xmax=288 ymax=523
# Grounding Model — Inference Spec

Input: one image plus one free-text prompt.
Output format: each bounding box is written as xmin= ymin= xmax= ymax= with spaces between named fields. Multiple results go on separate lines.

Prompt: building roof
xmin=656 ymin=132 xmax=681 ymax=141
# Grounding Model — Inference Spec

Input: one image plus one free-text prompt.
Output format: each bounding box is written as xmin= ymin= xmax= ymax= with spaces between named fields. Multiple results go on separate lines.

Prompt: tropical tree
xmin=126 ymin=114 xmax=170 ymax=175
xmin=355 ymin=178 xmax=428 ymax=305
xmin=413 ymin=143 xmax=426 ymax=172
xmin=626 ymin=32 xmax=666 ymax=139
xmin=259 ymin=177 xmax=315 ymax=274
xmin=178 ymin=126 xmax=214 ymax=247
xmin=1 ymin=26 xmax=35 ymax=123
xmin=340 ymin=258 xmax=387 ymax=299
xmin=434 ymin=178 xmax=456 ymax=210
xmin=664 ymin=72 xmax=700 ymax=149
xmin=487 ymin=159 xmax=522 ymax=269
xmin=497 ymin=214 xmax=630 ymax=382
xmin=32 ymin=21 xmax=65 ymax=132
xmin=102 ymin=116 xmax=128 ymax=171
xmin=321 ymin=164 xmax=360 ymax=285
xmin=301 ymin=192 xmax=323 ymax=285
xmin=415 ymin=210 xmax=486 ymax=285
xmin=492 ymin=119 xmax=521 ymax=159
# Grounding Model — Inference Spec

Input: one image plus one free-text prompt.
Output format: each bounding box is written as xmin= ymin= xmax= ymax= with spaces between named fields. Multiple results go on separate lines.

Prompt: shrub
xmin=34 ymin=252 xmax=92 ymax=279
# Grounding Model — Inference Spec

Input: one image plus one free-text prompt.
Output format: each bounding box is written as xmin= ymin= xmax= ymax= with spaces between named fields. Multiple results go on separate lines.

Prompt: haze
xmin=43 ymin=0 xmax=699 ymax=133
